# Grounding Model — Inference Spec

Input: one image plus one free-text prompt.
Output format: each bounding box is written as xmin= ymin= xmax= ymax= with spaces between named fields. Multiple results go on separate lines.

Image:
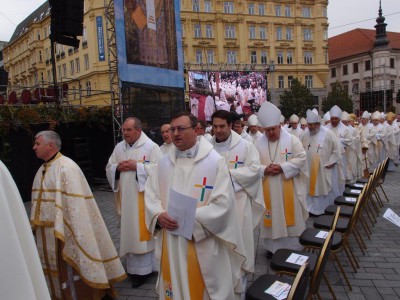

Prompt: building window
xmin=304 ymin=51 xmax=313 ymax=64
xmin=288 ymin=75 xmax=293 ymax=87
xmin=365 ymin=60 xmax=371 ymax=71
xmin=285 ymin=5 xmax=291 ymax=17
xmin=38 ymin=50 xmax=42 ymax=62
xmin=204 ymin=0 xmax=212 ymax=12
xmin=323 ymin=29 xmax=328 ymax=40
xmin=70 ymin=60 xmax=75 ymax=75
xmin=277 ymin=51 xmax=284 ymax=64
xmin=286 ymin=28 xmax=293 ymax=40
xmin=75 ymin=58 xmax=80 ymax=73
xmin=58 ymin=66 xmax=62 ymax=78
xmin=259 ymin=26 xmax=267 ymax=39
xmin=287 ymin=51 xmax=293 ymax=64
xmin=305 ymin=75 xmax=313 ymax=88
xmin=276 ymin=27 xmax=283 ymax=40
xmin=192 ymin=0 xmax=199 ymax=12
xmin=207 ymin=50 xmax=214 ymax=63
xmin=353 ymin=63 xmax=358 ymax=73
xmin=366 ymin=81 xmax=371 ymax=91
xmin=303 ymin=28 xmax=312 ymax=41
xmin=225 ymin=25 xmax=236 ymax=38
xmin=84 ymin=54 xmax=89 ymax=70
xmin=390 ymin=58 xmax=395 ymax=69
xmin=195 ymin=50 xmax=202 ymax=63
xmin=194 ymin=23 xmax=201 ymax=38
xmin=205 ymin=24 xmax=213 ymax=38
xmin=261 ymin=51 xmax=268 ymax=64
xmin=343 ymin=84 xmax=349 ymax=95
xmin=249 ymin=26 xmax=256 ymax=39
xmin=250 ymin=51 xmax=257 ymax=64
xmin=248 ymin=3 xmax=255 ymax=15
xmin=343 ymin=65 xmax=348 ymax=75
xmin=275 ymin=5 xmax=281 ymax=16
xmin=352 ymin=83 xmax=359 ymax=94
xmin=86 ymin=81 xmax=91 ymax=96
xmin=331 ymin=68 xmax=336 ymax=78
xmin=224 ymin=2 xmax=234 ymax=14
xmin=322 ymin=7 xmax=327 ymax=17
xmin=302 ymin=7 xmax=311 ymax=18
xmin=62 ymin=63 xmax=67 ymax=77
xmin=83 ymin=27 xmax=87 ymax=43
xmin=47 ymin=70 xmax=51 ymax=81
xmin=390 ymin=80 xmax=395 ymax=91
xmin=259 ymin=4 xmax=265 ymax=15
xmin=278 ymin=76 xmax=284 ymax=89
xmin=227 ymin=50 xmax=237 ymax=64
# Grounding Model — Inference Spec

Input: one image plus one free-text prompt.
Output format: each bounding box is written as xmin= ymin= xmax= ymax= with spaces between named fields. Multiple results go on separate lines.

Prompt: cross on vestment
xmin=194 ymin=177 xmax=213 ymax=202
xmin=138 ymin=155 xmax=150 ymax=164
xmin=281 ymin=148 xmax=292 ymax=162
xmin=229 ymin=155 xmax=244 ymax=169
xmin=316 ymin=144 xmax=322 ymax=153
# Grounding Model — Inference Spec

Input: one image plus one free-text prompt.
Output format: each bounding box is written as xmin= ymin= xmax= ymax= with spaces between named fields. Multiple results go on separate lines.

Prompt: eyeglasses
xmin=169 ymin=126 xmax=193 ymax=133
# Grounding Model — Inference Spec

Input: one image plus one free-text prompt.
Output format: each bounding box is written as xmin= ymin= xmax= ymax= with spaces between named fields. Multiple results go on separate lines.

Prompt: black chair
xmin=246 ymin=262 xmax=310 ymax=300
xmin=269 ymin=231 xmax=336 ymax=299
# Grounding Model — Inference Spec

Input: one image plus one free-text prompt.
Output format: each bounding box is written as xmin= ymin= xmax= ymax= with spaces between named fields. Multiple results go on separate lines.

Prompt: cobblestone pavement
xmin=25 ymin=166 xmax=400 ymax=299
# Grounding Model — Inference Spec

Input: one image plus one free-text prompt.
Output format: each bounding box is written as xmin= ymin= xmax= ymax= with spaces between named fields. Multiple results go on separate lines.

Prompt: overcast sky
xmin=0 ymin=0 xmax=399 ymax=42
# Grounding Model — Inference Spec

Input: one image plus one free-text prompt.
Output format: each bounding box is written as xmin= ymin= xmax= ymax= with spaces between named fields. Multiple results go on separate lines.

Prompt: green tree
xmin=279 ymin=78 xmax=315 ymax=118
xmin=322 ymin=81 xmax=353 ymax=113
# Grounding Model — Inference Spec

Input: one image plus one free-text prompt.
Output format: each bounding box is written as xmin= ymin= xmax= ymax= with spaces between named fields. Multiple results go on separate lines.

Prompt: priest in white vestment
xmin=387 ymin=112 xmax=400 ymax=166
xmin=0 ymin=160 xmax=50 ymax=300
xmin=255 ymin=102 xmax=309 ymax=255
xmin=341 ymin=111 xmax=363 ymax=180
xmin=106 ymin=117 xmax=161 ymax=288
xmin=190 ymin=96 xmax=199 ymax=117
xmin=160 ymin=124 xmax=174 ymax=155
xmin=31 ymin=131 xmax=126 ymax=299
xmin=210 ymin=110 xmax=265 ymax=293
xmin=302 ymin=110 xmax=343 ymax=215
xmin=366 ymin=111 xmax=388 ymax=171
xmin=233 ymin=119 xmax=253 ymax=142
xmin=247 ymin=114 xmax=263 ymax=143
xmin=384 ymin=112 xmax=398 ymax=171
xmin=204 ymin=94 xmax=215 ymax=121
xmin=288 ymin=114 xmax=304 ymax=141
xmin=326 ymin=105 xmax=355 ymax=183
xmin=357 ymin=111 xmax=372 ymax=174
xmin=145 ymin=112 xmax=247 ymax=300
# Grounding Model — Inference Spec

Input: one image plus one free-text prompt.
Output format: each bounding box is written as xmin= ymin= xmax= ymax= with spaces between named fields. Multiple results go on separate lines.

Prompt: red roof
xmin=328 ymin=28 xmax=400 ymax=62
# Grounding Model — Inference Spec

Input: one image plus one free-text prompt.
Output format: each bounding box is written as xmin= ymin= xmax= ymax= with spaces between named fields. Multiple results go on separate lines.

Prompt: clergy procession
xmin=2 ymin=100 xmax=400 ymax=300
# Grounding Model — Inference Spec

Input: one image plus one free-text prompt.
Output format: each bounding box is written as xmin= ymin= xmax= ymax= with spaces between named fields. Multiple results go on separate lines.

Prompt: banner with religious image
xmin=115 ymin=0 xmax=184 ymax=88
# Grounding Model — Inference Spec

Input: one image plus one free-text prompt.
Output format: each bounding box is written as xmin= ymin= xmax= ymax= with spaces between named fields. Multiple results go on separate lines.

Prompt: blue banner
xmin=96 ymin=16 xmax=105 ymax=62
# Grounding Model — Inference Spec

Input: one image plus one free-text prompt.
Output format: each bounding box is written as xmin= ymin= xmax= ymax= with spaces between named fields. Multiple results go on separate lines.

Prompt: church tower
xmin=373 ymin=0 xmax=390 ymax=49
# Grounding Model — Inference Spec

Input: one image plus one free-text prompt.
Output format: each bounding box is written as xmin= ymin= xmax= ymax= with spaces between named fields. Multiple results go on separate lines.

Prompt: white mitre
xmin=329 ymin=105 xmax=342 ymax=118
xmin=258 ymin=101 xmax=281 ymax=128
xmin=248 ymin=114 xmax=259 ymax=126
xmin=306 ymin=109 xmax=319 ymax=123
xmin=361 ymin=111 xmax=370 ymax=119
xmin=289 ymin=114 xmax=299 ymax=123
xmin=341 ymin=111 xmax=350 ymax=121
xmin=323 ymin=111 xmax=330 ymax=122
xmin=300 ymin=117 xmax=307 ymax=125
xmin=371 ymin=111 xmax=381 ymax=120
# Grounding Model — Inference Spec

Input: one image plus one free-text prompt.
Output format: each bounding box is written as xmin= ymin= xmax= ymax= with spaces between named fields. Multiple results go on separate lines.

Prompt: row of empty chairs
xmin=246 ymin=158 xmax=390 ymax=300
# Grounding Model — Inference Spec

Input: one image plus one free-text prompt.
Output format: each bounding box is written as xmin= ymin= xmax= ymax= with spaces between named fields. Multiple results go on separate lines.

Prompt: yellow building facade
xmin=181 ymin=0 xmax=329 ymax=107
xmin=4 ymin=0 xmax=329 ymax=108
xmin=3 ymin=0 xmax=111 ymax=106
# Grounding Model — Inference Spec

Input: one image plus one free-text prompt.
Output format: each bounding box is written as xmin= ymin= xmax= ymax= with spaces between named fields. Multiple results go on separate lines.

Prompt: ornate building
xmin=180 ymin=0 xmax=329 ymax=108
xmin=3 ymin=1 xmax=110 ymax=106
xmin=327 ymin=3 xmax=400 ymax=114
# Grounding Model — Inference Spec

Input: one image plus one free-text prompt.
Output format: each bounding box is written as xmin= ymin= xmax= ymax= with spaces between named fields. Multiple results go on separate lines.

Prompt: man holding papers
xmin=145 ymin=112 xmax=247 ymax=299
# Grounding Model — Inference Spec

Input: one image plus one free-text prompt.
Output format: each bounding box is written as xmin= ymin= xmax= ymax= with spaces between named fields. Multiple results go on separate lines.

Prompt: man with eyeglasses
xmin=106 ymin=117 xmax=161 ymax=288
xmin=145 ymin=111 xmax=246 ymax=299
xmin=255 ymin=102 xmax=309 ymax=259
xmin=210 ymin=110 xmax=265 ymax=296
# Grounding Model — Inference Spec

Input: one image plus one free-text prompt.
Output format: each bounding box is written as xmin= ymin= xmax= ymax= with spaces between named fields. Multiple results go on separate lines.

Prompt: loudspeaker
xmin=50 ymin=0 xmax=84 ymax=37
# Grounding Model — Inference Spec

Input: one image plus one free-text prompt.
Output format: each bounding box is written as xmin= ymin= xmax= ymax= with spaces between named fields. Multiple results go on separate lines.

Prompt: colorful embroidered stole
xmin=309 ymin=153 xmax=320 ymax=196
xmin=161 ymin=233 xmax=173 ymax=299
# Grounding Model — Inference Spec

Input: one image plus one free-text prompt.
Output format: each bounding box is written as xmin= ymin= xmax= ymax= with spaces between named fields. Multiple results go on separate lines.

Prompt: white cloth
xmin=249 ymin=130 xmax=263 ymax=144
xmin=106 ymin=132 xmax=161 ymax=274
xmin=160 ymin=142 xmax=174 ymax=155
xmin=365 ymin=123 xmax=388 ymax=171
xmin=240 ymin=130 xmax=253 ymax=142
xmin=190 ymin=97 xmax=199 ymax=117
xmin=145 ymin=137 xmax=246 ymax=299
xmin=0 ymin=160 xmax=50 ymax=300
xmin=255 ymin=130 xmax=309 ymax=252
xmin=211 ymin=131 xmax=265 ymax=274
xmin=204 ymin=95 xmax=215 ymax=121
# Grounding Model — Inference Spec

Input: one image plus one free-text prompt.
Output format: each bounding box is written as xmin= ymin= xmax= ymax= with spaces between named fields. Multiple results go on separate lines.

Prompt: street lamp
xmin=268 ymin=60 xmax=276 ymax=103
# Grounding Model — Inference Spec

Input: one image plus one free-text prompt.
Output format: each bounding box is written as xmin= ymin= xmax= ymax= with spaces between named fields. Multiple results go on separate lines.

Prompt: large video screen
xmin=188 ymin=71 xmax=267 ymax=120
xmin=115 ymin=0 xmax=184 ymax=88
